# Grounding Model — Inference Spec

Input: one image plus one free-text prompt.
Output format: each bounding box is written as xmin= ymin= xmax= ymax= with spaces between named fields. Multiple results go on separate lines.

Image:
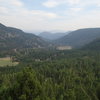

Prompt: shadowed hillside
xmin=0 ymin=23 xmax=50 ymax=52
xmin=54 ymin=28 xmax=100 ymax=48
xmin=83 ymin=38 xmax=100 ymax=50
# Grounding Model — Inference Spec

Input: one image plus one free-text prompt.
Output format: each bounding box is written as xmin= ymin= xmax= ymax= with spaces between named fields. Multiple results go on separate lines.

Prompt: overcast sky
xmin=0 ymin=0 xmax=100 ymax=33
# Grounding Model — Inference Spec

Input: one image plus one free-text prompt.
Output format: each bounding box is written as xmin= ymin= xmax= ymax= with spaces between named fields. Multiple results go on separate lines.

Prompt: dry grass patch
xmin=0 ymin=57 xmax=18 ymax=67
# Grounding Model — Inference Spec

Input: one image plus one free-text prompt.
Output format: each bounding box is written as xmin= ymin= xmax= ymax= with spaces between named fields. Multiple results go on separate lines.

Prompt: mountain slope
xmin=0 ymin=23 xmax=49 ymax=51
xmin=82 ymin=38 xmax=100 ymax=50
xmin=54 ymin=28 xmax=100 ymax=48
xmin=39 ymin=31 xmax=70 ymax=40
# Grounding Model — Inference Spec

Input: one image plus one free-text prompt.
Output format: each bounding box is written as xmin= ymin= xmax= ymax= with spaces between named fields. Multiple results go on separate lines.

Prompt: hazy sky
xmin=0 ymin=0 xmax=100 ymax=32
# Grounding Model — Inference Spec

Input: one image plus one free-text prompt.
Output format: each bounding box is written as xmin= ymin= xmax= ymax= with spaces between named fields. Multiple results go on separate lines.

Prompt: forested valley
xmin=1 ymin=0 xmax=100 ymax=99
xmin=0 ymin=23 xmax=100 ymax=100
xmin=0 ymin=48 xmax=100 ymax=100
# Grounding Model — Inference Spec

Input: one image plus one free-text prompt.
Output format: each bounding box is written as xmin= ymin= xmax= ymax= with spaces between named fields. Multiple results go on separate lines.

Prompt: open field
xmin=57 ymin=46 xmax=72 ymax=50
xmin=0 ymin=57 xmax=18 ymax=67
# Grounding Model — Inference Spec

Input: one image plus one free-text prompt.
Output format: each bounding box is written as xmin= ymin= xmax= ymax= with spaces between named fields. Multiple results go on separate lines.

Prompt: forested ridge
xmin=0 ymin=49 xmax=100 ymax=100
xmin=83 ymin=38 xmax=100 ymax=50
xmin=54 ymin=28 xmax=100 ymax=48
xmin=0 ymin=23 xmax=50 ymax=53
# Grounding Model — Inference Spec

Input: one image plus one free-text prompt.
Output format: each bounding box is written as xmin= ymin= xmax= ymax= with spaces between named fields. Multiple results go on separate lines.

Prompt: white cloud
xmin=0 ymin=7 xmax=8 ymax=14
xmin=43 ymin=0 xmax=59 ymax=8
xmin=27 ymin=10 xmax=58 ymax=19
xmin=11 ymin=0 xmax=23 ymax=7
xmin=0 ymin=0 xmax=23 ymax=7
xmin=54 ymin=10 xmax=100 ymax=31
xmin=43 ymin=0 xmax=81 ymax=8
xmin=0 ymin=0 xmax=100 ymax=32
xmin=42 ymin=0 xmax=100 ymax=8
xmin=0 ymin=0 xmax=58 ymax=31
xmin=0 ymin=0 xmax=58 ymax=19
xmin=70 ymin=7 xmax=83 ymax=12
xmin=68 ymin=0 xmax=80 ymax=5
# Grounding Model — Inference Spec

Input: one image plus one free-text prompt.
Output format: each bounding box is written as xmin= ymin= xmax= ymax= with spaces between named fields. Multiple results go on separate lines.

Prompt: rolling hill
xmin=0 ymin=23 xmax=49 ymax=51
xmin=54 ymin=28 xmax=100 ymax=48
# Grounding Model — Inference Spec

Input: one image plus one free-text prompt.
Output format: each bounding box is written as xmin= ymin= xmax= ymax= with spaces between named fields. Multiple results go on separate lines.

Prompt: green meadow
xmin=0 ymin=57 xmax=18 ymax=67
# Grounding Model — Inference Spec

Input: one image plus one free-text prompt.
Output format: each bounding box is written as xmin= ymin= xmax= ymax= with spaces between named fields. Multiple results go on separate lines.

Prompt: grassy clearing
xmin=0 ymin=57 xmax=18 ymax=67
xmin=57 ymin=46 xmax=72 ymax=50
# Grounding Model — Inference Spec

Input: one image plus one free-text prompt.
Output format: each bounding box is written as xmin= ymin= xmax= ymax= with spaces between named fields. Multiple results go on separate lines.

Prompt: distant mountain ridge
xmin=54 ymin=28 xmax=100 ymax=48
xmin=0 ymin=23 xmax=49 ymax=51
xmin=39 ymin=31 xmax=70 ymax=40
xmin=1 ymin=23 xmax=100 ymax=52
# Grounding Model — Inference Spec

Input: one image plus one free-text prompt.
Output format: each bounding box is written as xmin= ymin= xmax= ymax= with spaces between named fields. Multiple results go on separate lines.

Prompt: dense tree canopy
xmin=0 ymin=49 xmax=100 ymax=100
